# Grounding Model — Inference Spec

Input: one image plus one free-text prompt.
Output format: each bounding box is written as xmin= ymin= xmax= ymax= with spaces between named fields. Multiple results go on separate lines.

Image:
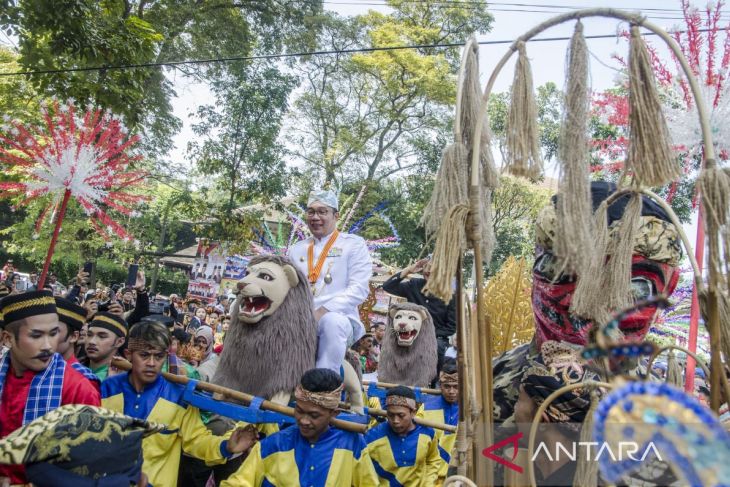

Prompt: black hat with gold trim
xmin=55 ymin=298 xmax=86 ymax=332
xmin=88 ymin=312 xmax=127 ymax=337
xmin=0 ymin=290 xmax=56 ymax=329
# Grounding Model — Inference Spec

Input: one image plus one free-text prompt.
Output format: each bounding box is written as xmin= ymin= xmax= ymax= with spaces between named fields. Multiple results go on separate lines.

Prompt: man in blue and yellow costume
xmin=365 ymin=386 xmax=443 ymax=486
xmin=420 ymin=358 xmax=459 ymax=484
xmin=222 ymin=368 xmax=379 ymax=486
xmin=101 ymin=320 xmax=256 ymax=486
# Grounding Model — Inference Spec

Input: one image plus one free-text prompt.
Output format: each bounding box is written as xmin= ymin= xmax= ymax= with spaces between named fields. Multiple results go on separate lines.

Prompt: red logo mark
xmin=481 ymin=432 xmax=524 ymax=474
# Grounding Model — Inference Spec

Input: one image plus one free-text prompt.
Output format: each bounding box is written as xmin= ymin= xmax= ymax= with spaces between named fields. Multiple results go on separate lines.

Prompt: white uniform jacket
xmin=288 ymin=231 xmax=372 ymax=337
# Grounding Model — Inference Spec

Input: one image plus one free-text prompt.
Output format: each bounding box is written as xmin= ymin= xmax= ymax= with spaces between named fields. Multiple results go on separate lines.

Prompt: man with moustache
xmin=288 ymin=189 xmax=372 ymax=371
xmin=0 ymin=290 xmax=101 ymax=485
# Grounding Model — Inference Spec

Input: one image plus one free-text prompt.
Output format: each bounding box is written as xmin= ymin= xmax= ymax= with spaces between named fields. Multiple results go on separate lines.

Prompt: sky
xmin=169 ymin=0 xmax=705 ymax=169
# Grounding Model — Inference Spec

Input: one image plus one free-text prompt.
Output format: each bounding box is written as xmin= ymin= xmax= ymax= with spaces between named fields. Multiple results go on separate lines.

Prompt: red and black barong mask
xmin=531 ymin=181 xmax=682 ymax=347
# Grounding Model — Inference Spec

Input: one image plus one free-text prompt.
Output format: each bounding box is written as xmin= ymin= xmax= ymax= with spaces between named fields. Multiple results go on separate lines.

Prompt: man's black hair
xmin=386 ymin=385 xmax=416 ymax=400
xmin=171 ymin=328 xmax=190 ymax=344
xmin=441 ymin=358 xmax=458 ymax=375
xmin=128 ymin=321 xmax=170 ymax=351
xmin=300 ymin=368 xmax=343 ymax=393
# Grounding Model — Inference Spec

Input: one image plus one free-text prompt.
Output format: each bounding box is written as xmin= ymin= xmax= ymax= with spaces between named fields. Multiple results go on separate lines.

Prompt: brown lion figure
xmin=378 ymin=302 xmax=438 ymax=387
xmin=212 ymin=255 xmax=317 ymax=402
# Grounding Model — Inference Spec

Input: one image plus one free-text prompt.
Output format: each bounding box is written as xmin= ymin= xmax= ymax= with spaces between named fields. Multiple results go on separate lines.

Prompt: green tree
xmin=489 ymin=176 xmax=551 ymax=274
xmin=288 ymin=2 xmax=492 ymax=187
xmin=487 ymin=81 xmax=563 ymax=164
xmin=0 ymin=47 xmax=42 ymax=123
xmin=188 ymin=63 xmax=296 ymax=249
xmin=1 ymin=0 xmax=323 ymax=162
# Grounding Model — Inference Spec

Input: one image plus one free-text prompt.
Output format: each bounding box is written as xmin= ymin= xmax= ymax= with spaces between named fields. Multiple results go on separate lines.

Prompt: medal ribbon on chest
xmin=307 ymin=230 xmax=339 ymax=286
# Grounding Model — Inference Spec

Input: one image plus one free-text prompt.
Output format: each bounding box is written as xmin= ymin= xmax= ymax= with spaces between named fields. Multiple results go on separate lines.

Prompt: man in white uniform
xmin=288 ymin=189 xmax=372 ymax=371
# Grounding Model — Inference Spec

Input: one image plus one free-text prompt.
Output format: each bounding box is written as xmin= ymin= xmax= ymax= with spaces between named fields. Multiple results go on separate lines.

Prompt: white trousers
xmin=316 ymin=311 xmax=360 ymax=372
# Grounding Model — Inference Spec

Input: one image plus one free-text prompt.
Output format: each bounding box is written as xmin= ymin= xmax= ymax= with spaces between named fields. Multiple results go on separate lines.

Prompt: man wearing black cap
xmin=85 ymin=312 xmax=127 ymax=381
xmin=55 ymin=297 xmax=100 ymax=387
xmin=0 ymin=290 xmax=101 ymax=485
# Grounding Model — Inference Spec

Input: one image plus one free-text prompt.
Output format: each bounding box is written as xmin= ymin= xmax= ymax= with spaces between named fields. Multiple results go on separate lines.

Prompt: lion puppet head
xmin=377 ymin=302 xmax=438 ymax=387
xmin=212 ymin=255 xmax=317 ymax=399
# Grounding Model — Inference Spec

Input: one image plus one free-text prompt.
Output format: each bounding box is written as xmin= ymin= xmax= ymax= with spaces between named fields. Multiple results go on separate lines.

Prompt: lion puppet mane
xmin=212 ymin=254 xmax=317 ymax=399
xmin=377 ymin=302 xmax=437 ymax=387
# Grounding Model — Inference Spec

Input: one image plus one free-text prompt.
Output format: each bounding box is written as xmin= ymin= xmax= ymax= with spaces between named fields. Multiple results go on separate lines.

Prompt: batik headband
xmin=126 ymin=337 xmax=165 ymax=353
xmin=439 ymin=372 xmax=459 ymax=385
xmin=535 ymin=204 xmax=682 ymax=266
xmin=294 ymin=384 xmax=343 ymax=410
xmin=385 ymin=395 xmax=417 ymax=411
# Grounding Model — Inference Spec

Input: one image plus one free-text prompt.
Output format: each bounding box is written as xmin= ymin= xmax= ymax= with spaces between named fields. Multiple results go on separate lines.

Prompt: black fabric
xmin=26 ymin=456 xmax=145 ymax=487
xmin=177 ymin=416 xmax=244 ymax=487
xmin=88 ymin=311 xmax=128 ymax=337
xmin=55 ymin=297 xmax=87 ymax=331
xmin=533 ymin=449 xmax=579 ymax=486
xmin=381 ymin=274 xmax=456 ymax=337
xmin=432 ymin=335 xmax=450 ymax=388
xmin=141 ymin=314 xmax=174 ymax=328
xmin=125 ymin=290 xmax=149 ymax=327
xmin=0 ymin=290 xmax=56 ymax=327
xmin=551 ymin=180 xmax=672 ymax=225
xmin=177 ymin=453 xmax=244 ymax=487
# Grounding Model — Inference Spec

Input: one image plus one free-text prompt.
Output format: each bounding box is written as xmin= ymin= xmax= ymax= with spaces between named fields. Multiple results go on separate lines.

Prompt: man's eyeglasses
xmin=305 ymin=208 xmax=331 ymax=217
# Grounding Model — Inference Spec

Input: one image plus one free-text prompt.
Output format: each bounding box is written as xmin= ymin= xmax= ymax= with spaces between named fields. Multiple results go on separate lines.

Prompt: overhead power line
xmin=324 ymin=0 xmax=719 ymax=13
xmin=0 ymin=27 xmax=717 ymax=78
xmin=322 ymin=0 xmax=730 ymax=20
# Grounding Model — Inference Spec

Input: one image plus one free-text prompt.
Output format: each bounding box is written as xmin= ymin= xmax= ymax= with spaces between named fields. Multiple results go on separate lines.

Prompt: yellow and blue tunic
xmin=101 ymin=373 xmax=231 ymax=487
xmin=419 ymin=396 xmax=458 ymax=481
xmin=364 ymin=422 xmax=442 ymax=486
xmin=222 ymin=425 xmax=379 ymax=487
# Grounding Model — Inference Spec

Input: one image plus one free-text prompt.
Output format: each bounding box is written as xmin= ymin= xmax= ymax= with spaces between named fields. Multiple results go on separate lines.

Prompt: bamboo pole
xmin=705 ymin=235 xmax=724 ymax=412
xmin=362 ymin=380 xmax=442 ymax=396
xmin=111 ymin=358 xmax=367 ymax=433
xmin=470 ymin=240 xmax=494 ymax=486
xmin=455 ymin=256 xmax=470 ymax=477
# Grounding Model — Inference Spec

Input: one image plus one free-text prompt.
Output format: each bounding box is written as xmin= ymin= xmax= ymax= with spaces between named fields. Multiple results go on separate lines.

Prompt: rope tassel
xmin=554 ymin=21 xmax=594 ymax=275
xmin=461 ymin=39 xmax=500 ymax=190
xmin=571 ymin=200 xmax=611 ymax=324
xmin=603 ymin=193 xmax=643 ymax=311
xmin=421 ymin=143 xmax=469 ymax=236
xmin=573 ymin=390 xmax=600 ymax=487
xmin=506 ymin=41 xmax=543 ymax=181
xmin=666 ymin=350 xmax=683 ymax=387
xmin=423 ymin=204 xmax=470 ymax=302
xmin=627 ymin=25 xmax=681 ymax=187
